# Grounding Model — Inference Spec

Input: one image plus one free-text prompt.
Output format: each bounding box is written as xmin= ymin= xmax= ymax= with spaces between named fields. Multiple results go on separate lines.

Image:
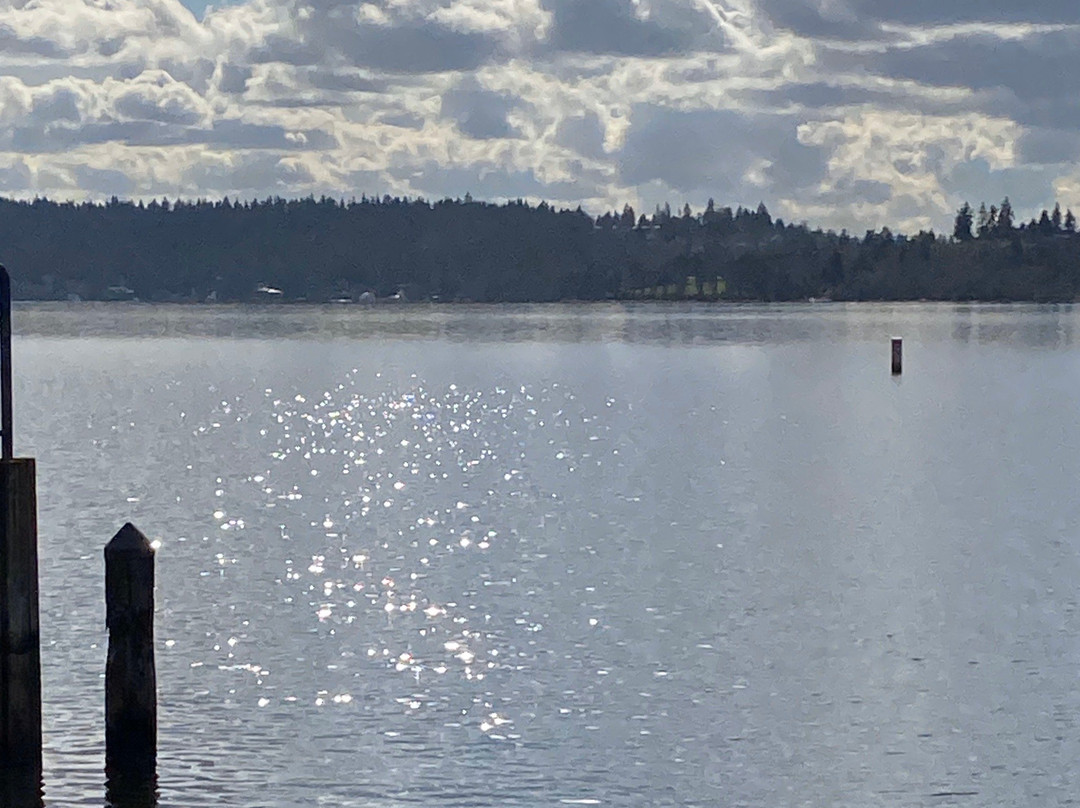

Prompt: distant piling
xmin=0 ymin=263 xmax=42 ymax=775
xmin=105 ymin=523 xmax=157 ymax=777
xmin=891 ymin=337 xmax=903 ymax=375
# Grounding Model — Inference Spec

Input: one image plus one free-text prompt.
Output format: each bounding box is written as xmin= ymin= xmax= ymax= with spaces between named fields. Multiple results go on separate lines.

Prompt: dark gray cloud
xmin=390 ymin=159 xmax=607 ymax=203
xmin=390 ymin=161 xmax=550 ymax=199
xmin=73 ymin=165 xmax=137 ymax=196
xmin=754 ymin=3 xmax=874 ymax=41
xmin=554 ymin=112 xmax=606 ymax=160
xmin=942 ymin=157 xmax=1057 ymax=215
xmin=868 ymin=30 xmax=1080 ymax=101
xmin=854 ymin=0 xmax=1079 ymax=26
xmin=181 ymin=151 xmax=318 ymax=195
xmin=0 ymin=161 xmax=32 ymax=192
xmin=756 ymin=0 xmax=1080 ymax=39
xmin=32 ymin=87 xmax=81 ymax=123
xmin=159 ymin=58 xmax=216 ymax=93
xmin=0 ymin=23 xmax=67 ymax=58
xmin=115 ymin=92 xmax=204 ymax=125
xmin=250 ymin=1 xmax=500 ymax=73
xmin=244 ymin=0 xmax=726 ymax=75
xmin=308 ymin=70 xmax=388 ymax=94
xmin=441 ymin=83 xmax=520 ymax=139
xmin=218 ymin=64 xmax=252 ymax=94
xmin=805 ymin=39 xmax=1080 ymax=130
xmin=377 ymin=112 xmax=425 ymax=130
xmin=732 ymin=82 xmax=900 ymax=112
xmin=618 ymin=106 xmax=829 ymax=196
xmin=324 ymin=22 xmax=497 ymax=73
xmin=1017 ymin=129 xmax=1080 ymax=165
xmin=8 ymin=118 xmax=335 ymax=153
xmin=540 ymin=0 xmax=714 ymax=56
xmin=812 ymin=178 xmax=893 ymax=206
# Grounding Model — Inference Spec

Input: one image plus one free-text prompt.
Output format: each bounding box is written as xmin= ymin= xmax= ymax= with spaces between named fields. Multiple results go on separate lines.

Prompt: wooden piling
xmin=105 ymin=770 xmax=158 ymax=808
xmin=0 ymin=762 xmax=43 ymax=808
xmin=0 ymin=458 xmax=41 ymax=771
xmin=891 ymin=337 xmax=903 ymax=375
xmin=105 ymin=523 xmax=156 ymax=776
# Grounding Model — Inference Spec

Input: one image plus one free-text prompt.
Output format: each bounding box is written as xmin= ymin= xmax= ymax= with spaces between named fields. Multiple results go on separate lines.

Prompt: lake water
xmin=9 ymin=302 xmax=1080 ymax=806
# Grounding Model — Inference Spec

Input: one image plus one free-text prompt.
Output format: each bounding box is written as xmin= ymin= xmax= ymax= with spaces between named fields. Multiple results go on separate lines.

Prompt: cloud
xmin=540 ymin=0 xmax=714 ymax=56
xmin=113 ymin=70 xmax=212 ymax=125
xmin=0 ymin=0 xmax=1073 ymax=233
xmin=753 ymin=0 xmax=1080 ymax=39
xmin=440 ymin=80 xmax=521 ymax=139
xmin=618 ymin=105 xmax=828 ymax=196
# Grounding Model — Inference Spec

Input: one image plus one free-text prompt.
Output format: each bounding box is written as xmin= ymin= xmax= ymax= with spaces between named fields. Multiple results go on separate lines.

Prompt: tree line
xmin=1 ymin=193 xmax=1079 ymax=303
xmin=953 ymin=198 xmax=1077 ymax=241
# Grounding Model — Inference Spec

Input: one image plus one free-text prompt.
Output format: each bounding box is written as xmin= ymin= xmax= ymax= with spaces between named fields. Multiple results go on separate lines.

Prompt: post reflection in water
xmin=104 ymin=771 xmax=158 ymax=808
xmin=0 ymin=766 xmax=44 ymax=808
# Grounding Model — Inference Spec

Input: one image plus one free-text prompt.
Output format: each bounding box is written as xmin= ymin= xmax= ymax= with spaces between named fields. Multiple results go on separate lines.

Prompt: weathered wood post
xmin=0 ymin=264 xmax=42 ymax=776
xmin=105 ymin=768 xmax=158 ymax=808
xmin=0 ymin=459 xmax=40 ymax=769
xmin=105 ymin=523 xmax=156 ymax=777
xmin=0 ymin=763 xmax=43 ymax=808
xmin=891 ymin=337 xmax=903 ymax=375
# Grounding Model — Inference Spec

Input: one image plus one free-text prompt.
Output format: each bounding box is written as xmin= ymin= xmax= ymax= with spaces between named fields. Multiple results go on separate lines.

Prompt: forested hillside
xmin=1 ymin=194 xmax=1078 ymax=303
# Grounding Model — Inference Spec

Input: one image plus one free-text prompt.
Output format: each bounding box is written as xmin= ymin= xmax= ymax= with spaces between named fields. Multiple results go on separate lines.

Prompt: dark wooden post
xmin=105 ymin=523 xmax=156 ymax=776
xmin=0 ymin=762 xmax=43 ymax=808
xmin=891 ymin=337 xmax=903 ymax=375
xmin=105 ymin=770 xmax=158 ymax=808
xmin=0 ymin=264 xmax=40 ymax=776
xmin=0 ymin=458 xmax=40 ymax=771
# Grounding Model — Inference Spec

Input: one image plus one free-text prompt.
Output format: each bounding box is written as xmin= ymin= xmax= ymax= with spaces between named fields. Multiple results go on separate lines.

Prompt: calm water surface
xmin=12 ymin=302 xmax=1080 ymax=806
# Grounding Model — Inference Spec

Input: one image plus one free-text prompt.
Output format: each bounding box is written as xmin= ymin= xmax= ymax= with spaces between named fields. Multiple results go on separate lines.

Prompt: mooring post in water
xmin=105 ymin=523 xmax=157 ymax=777
xmin=0 ymin=263 xmax=43 ymax=774
xmin=891 ymin=337 xmax=903 ymax=375
xmin=0 ymin=764 xmax=43 ymax=808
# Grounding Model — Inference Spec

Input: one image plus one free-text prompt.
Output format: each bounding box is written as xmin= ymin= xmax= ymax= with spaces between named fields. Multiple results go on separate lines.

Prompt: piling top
xmin=105 ymin=523 xmax=153 ymax=556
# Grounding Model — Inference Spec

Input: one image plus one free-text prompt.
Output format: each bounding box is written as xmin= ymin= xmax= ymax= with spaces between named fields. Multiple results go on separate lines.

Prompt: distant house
xmin=103 ymin=285 xmax=136 ymax=301
xmin=255 ymin=284 xmax=284 ymax=300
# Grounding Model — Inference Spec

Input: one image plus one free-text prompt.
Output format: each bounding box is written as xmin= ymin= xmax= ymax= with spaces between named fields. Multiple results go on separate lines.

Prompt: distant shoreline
xmin=12 ymin=297 xmax=1080 ymax=307
xmin=5 ymin=195 xmax=1080 ymax=306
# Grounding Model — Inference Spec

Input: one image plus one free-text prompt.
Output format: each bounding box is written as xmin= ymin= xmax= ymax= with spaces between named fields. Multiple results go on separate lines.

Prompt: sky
xmin=0 ymin=0 xmax=1077 ymax=233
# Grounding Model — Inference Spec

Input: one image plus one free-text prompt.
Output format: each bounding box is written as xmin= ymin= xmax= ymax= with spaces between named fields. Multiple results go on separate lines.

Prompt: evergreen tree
xmin=976 ymin=202 xmax=990 ymax=237
xmin=1 ymin=190 xmax=1079 ymax=304
xmin=996 ymin=197 xmax=1014 ymax=235
xmin=1052 ymin=202 xmax=1063 ymax=231
xmin=953 ymin=202 xmax=974 ymax=241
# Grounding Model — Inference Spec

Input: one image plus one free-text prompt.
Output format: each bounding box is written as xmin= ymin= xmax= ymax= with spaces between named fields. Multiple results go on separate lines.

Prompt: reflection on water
xmin=14 ymin=302 xmax=1080 ymax=806
xmin=12 ymin=300 xmax=1080 ymax=348
xmin=105 ymin=773 xmax=157 ymax=808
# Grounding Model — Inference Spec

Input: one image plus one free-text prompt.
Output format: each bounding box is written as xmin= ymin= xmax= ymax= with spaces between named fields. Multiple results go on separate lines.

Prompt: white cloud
xmin=794 ymin=110 xmax=1022 ymax=231
xmin=0 ymin=0 xmax=1073 ymax=231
